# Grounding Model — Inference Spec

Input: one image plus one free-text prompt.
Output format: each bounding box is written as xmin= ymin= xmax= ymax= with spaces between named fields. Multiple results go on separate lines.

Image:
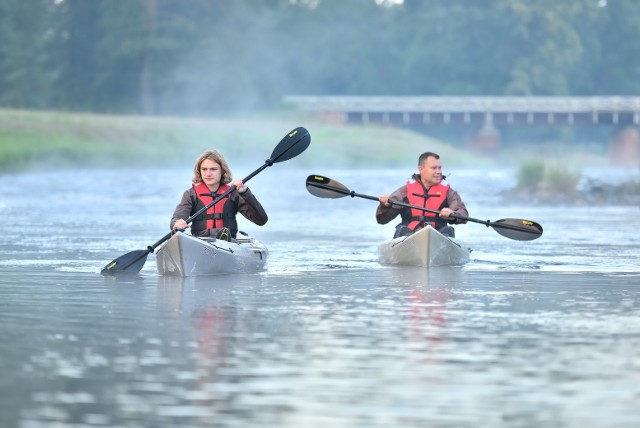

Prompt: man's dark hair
xmin=418 ymin=151 xmax=440 ymax=165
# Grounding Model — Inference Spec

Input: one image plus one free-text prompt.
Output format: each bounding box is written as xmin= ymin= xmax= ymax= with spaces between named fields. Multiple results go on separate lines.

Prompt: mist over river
xmin=1 ymin=166 xmax=639 ymax=427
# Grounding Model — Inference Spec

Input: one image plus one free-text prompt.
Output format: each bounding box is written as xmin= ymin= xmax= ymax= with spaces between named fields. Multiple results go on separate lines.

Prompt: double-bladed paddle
xmin=100 ymin=127 xmax=311 ymax=276
xmin=306 ymin=174 xmax=543 ymax=241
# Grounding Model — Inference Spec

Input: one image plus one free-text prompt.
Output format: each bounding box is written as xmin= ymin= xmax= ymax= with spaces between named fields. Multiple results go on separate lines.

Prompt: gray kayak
xmin=156 ymin=231 xmax=268 ymax=276
xmin=378 ymin=226 xmax=471 ymax=267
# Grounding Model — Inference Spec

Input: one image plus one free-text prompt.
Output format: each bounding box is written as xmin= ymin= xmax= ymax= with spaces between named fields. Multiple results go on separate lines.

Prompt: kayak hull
xmin=156 ymin=232 xmax=268 ymax=276
xmin=378 ymin=226 xmax=471 ymax=267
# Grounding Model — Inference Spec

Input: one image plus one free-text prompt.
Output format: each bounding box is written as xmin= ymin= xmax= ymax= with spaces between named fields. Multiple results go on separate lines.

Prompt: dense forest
xmin=1 ymin=0 xmax=639 ymax=116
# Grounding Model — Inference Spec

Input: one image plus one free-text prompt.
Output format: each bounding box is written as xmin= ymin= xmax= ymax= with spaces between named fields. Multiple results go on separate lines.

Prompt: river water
xmin=1 ymin=165 xmax=639 ymax=427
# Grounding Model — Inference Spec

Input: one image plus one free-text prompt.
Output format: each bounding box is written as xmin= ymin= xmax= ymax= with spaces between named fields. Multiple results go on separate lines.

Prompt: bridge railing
xmin=284 ymin=95 xmax=640 ymax=126
xmin=284 ymin=95 xmax=640 ymax=113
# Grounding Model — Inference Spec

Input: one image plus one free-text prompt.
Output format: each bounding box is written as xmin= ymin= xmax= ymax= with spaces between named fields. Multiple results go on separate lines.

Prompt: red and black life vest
xmin=406 ymin=180 xmax=450 ymax=231
xmin=190 ymin=182 xmax=237 ymax=236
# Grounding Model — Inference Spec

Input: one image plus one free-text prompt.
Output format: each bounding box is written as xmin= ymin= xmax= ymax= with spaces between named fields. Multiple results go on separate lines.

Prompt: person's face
xmin=418 ymin=156 xmax=443 ymax=187
xmin=200 ymin=158 xmax=223 ymax=190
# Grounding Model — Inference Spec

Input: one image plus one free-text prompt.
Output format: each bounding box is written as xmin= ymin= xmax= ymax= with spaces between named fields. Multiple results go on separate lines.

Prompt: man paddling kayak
xmin=377 ymin=151 xmax=468 ymax=238
xmin=171 ymin=150 xmax=268 ymax=240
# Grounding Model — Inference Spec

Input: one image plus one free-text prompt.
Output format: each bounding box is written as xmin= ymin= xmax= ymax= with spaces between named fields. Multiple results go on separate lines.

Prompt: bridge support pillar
xmin=470 ymin=117 xmax=500 ymax=152
xmin=610 ymin=126 xmax=640 ymax=166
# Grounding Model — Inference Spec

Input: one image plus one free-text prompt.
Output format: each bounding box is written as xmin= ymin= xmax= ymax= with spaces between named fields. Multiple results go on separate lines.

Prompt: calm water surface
xmin=1 ymin=167 xmax=639 ymax=427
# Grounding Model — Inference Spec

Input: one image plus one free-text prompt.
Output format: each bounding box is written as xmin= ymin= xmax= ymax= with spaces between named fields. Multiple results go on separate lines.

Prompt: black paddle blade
xmin=101 ymin=249 xmax=149 ymax=275
xmin=491 ymin=218 xmax=543 ymax=241
xmin=306 ymin=175 xmax=351 ymax=198
xmin=269 ymin=127 xmax=311 ymax=163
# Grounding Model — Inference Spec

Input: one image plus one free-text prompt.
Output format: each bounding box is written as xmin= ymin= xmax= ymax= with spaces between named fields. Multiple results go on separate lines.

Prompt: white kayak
xmin=155 ymin=231 xmax=268 ymax=276
xmin=378 ymin=226 xmax=471 ymax=267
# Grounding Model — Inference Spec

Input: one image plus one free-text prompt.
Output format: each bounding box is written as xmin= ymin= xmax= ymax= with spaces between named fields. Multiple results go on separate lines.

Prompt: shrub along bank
xmin=505 ymin=159 xmax=639 ymax=206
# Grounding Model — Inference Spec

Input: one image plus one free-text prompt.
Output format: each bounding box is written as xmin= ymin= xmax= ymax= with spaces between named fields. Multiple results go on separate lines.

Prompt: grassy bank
xmin=0 ymin=108 xmax=486 ymax=172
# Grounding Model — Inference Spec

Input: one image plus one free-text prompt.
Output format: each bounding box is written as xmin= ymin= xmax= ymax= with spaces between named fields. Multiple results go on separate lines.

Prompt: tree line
xmin=1 ymin=0 xmax=638 ymax=116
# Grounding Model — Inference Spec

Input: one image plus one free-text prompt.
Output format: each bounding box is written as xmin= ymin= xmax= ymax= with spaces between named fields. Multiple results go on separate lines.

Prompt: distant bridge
xmin=284 ymin=95 xmax=640 ymax=127
xmin=284 ymin=95 xmax=640 ymax=163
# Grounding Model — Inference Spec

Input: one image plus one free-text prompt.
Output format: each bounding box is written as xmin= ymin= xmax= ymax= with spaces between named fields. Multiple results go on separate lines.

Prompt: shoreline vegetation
xmin=1 ymin=108 xmax=638 ymax=205
xmin=504 ymin=159 xmax=640 ymax=206
xmin=0 ymin=108 xmax=484 ymax=172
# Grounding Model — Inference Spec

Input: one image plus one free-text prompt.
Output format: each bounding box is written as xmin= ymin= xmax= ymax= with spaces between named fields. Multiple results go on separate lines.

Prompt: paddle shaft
xmin=308 ymin=182 xmax=536 ymax=235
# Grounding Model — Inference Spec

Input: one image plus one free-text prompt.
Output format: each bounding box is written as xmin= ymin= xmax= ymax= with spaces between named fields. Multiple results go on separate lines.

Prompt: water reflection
xmin=2 ymin=267 xmax=639 ymax=427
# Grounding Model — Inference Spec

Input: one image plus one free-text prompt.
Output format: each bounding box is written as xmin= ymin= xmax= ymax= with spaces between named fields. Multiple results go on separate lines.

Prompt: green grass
xmin=0 ymin=108 xmax=485 ymax=172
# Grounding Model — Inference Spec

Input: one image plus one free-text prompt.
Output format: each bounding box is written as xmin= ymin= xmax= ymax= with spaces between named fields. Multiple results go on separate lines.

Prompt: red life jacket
xmin=406 ymin=180 xmax=449 ymax=231
xmin=192 ymin=182 xmax=231 ymax=230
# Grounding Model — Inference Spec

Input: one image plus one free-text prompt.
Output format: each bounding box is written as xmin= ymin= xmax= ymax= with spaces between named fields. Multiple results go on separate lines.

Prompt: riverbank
xmin=0 ymin=109 xmax=486 ymax=172
xmin=501 ymin=159 xmax=640 ymax=206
